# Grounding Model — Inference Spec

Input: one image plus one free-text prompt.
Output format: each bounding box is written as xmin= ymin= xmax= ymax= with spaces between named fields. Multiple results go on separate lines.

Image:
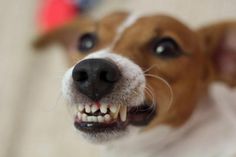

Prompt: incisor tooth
xmin=78 ymin=105 xmax=84 ymax=112
xmin=104 ymin=114 xmax=111 ymax=122
xmin=87 ymin=116 xmax=93 ymax=122
xmin=120 ymin=105 xmax=127 ymax=122
xmin=77 ymin=112 xmax=82 ymax=119
xmin=100 ymin=103 xmax=108 ymax=113
xmin=91 ymin=104 xmax=98 ymax=113
xmin=82 ymin=113 xmax=87 ymax=122
xmin=110 ymin=105 xmax=117 ymax=113
xmin=92 ymin=116 xmax=97 ymax=122
xmin=85 ymin=105 xmax=91 ymax=113
xmin=98 ymin=116 xmax=104 ymax=122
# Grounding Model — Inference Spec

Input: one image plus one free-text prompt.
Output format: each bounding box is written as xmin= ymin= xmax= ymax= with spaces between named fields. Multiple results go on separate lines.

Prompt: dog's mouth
xmin=74 ymin=102 xmax=156 ymax=134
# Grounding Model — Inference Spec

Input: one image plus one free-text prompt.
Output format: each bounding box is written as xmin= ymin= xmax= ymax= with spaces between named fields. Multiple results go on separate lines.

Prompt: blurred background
xmin=0 ymin=0 xmax=236 ymax=157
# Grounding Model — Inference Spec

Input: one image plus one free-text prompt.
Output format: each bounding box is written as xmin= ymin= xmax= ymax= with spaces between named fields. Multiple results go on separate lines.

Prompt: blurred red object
xmin=37 ymin=0 xmax=79 ymax=33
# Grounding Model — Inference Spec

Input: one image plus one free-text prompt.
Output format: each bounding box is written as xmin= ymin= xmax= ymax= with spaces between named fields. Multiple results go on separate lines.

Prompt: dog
xmin=35 ymin=12 xmax=236 ymax=157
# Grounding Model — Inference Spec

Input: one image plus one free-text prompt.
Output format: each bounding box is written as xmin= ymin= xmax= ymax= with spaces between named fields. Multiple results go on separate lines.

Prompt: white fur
xmin=110 ymin=13 xmax=140 ymax=48
xmin=62 ymin=14 xmax=236 ymax=156
xmin=62 ymin=49 xmax=146 ymax=142
xmin=62 ymin=13 xmax=142 ymax=104
xmin=84 ymin=49 xmax=146 ymax=108
xmin=62 ymin=49 xmax=146 ymax=108
xmin=101 ymin=83 xmax=236 ymax=157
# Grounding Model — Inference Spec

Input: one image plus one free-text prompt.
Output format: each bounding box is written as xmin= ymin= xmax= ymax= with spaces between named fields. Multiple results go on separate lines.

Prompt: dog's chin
xmin=79 ymin=128 xmax=128 ymax=143
xmin=73 ymin=102 xmax=156 ymax=143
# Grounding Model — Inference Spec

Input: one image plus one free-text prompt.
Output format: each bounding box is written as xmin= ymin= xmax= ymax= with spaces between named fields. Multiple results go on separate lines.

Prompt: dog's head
xmin=35 ymin=12 xmax=236 ymax=143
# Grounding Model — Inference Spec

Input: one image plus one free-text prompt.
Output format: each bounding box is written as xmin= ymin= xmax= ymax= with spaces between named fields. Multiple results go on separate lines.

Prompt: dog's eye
xmin=152 ymin=37 xmax=181 ymax=58
xmin=77 ymin=33 xmax=97 ymax=52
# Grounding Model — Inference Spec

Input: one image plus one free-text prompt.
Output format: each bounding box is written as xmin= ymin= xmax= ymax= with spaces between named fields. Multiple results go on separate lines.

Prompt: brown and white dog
xmin=35 ymin=12 xmax=236 ymax=157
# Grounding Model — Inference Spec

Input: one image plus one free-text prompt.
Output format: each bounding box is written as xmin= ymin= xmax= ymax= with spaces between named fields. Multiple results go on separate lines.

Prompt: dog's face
xmin=35 ymin=12 xmax=236 ymax=143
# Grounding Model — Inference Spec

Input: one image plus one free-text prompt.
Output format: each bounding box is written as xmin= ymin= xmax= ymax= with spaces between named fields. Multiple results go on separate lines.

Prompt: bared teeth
xmin=77 ymin=112 xmax=82 ymax=118
xmin=91 ymin=104 xmax=98 ymax=113
xmin=85 ymin=105 xmax=91 ymax=113
xmin=104 ymin=114 xmax=111 ymax=122
xmin=98 ymin=116 xmax=104 ymax=122
xmin=110 ymin=105 xmax=118 ymax=113
xmin=82 ymin=113 xmax=87 ymax=122
xmin=77 ymin=103 xmax=128 ymax=123
xmin=78 ymin=105 xmax=84 ymax=112
xmin=87 ymin=116 xmax=93 ymax=122
xmin=119 ymin=105 xmax=127 ymax=122
xmin=100 ymin=103 xmax=108 ymax=113
xmin=92 ymin=116 xmax=97 ymax=122
xmin=110 ymin=105 xmax=120 ymax=119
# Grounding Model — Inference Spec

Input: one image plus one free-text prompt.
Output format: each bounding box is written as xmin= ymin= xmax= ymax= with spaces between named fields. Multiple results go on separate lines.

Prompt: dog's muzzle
xmin=62 ymin=52 xmax=156 ymax=141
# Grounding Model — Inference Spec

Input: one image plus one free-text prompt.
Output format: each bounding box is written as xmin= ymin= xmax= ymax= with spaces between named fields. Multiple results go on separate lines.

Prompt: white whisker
xmin=145 ymin=74 xmax=174 ymax=112
xmin=143 ymin=85 xmax=157 ymax=118
xmin=145 ymin=84 xmax=157 ymax=110
xmin=144 ymin=64 xmax=160 ymax=74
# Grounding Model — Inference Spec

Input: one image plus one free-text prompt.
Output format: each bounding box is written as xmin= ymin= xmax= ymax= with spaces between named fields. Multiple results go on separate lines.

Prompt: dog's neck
xmin=101 ymin=83 xmax=236 ymax=157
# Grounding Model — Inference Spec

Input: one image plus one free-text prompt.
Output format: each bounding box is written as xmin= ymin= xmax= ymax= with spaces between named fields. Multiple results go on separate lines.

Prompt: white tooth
xmin=100 ymin=103 xmax=108 ymax=113
xmin=92 ymin=116 xmax=97 ymax=122
xmin=120 ymin=105 xmax=127 ymax=122
xmin=85 ymin=105 xmax=91 ymax=113
xmin=110 ymin=105 xmax=117 ymax=113
xmin=111 ymin=105 xmax=120 ymax=119
xmin=104 ymin=114 xmax=111 ymax=122
xmin=91 ymin=104 xmax=98 ymax=113
xmin=98 ymin=116 xmax=104 ymax=123
xmin=78 ymin=105 xmax=84 ymax=112
xmin=77 ymin=112 xmax=82 ymax=119
xmin=87 ymin=116 xmax=93 ymax=122
xmin=82 ymin=113 xmax=87 ymax=122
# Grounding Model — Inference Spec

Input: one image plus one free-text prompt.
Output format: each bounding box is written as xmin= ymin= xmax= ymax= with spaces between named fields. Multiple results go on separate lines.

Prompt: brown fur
xmin=34 ymin=12 xmax=236 ymax=129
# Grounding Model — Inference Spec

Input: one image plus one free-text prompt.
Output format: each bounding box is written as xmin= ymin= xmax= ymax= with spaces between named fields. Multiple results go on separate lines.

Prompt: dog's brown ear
xmin=33 ymin=16 xmax=94 ymax=50
xmin=198 ymin=22 xmax=236 ymax=87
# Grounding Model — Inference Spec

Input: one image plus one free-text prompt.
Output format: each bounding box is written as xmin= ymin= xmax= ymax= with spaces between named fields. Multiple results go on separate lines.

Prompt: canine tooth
xmin=100 ymin=103 xmax=108 ymax=113
xmin=78 ymin=105 xmax=84 ymax=112
xmin=92 ymin=116 xmax=97 ymax=122
xmin=91 ymin=104 xmax=98 ymax=113
xmin=104 ymin=114 xmax=111 ymax=122
xmin=120 ymin=105 xmax=127 ymax=122
xmin=111 ymin=105 xmax=120 ymax=119
xmin=98 ymin=116 xmax=104 ymax=123
xmin=85 ymin=105 xmax=91 ymax=113
xmin=110 ymin=105 xmax=117 ymax=113
xmin=82 ymin=113 xmax=87 ymax=122
xmin=87 ymin=116 xmax=93 ymax=122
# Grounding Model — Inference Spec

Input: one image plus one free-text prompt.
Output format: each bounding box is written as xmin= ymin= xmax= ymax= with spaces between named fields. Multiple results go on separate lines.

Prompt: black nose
xmin=72 ymin=59 xmax=121 ymax=101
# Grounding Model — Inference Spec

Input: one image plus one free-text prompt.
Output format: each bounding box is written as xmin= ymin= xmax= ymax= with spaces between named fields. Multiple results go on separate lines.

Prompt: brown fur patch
xmin=35 ymin=12 xmax=236 ymax=129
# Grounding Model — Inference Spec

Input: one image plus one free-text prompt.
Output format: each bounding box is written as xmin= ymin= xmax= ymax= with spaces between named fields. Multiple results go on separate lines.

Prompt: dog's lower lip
xmin=74 ymin=121 xmax=127 ymax=133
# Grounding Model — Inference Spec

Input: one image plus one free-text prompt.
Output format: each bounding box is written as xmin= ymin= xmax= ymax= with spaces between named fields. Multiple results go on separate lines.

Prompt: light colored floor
xmin=0 ymin=0 xmax=235 ymax=157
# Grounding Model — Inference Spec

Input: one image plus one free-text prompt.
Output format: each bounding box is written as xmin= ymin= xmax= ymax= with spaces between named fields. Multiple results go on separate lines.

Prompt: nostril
xmin=100 ymin=70 xmax=121 ymax=83
xmin=72 ymin=70 xmax=88 ymax=82
xmin=78 ymin=71 xmax=88 ymax=82
xmin=100 ymin=71 xmax=109 ymax=82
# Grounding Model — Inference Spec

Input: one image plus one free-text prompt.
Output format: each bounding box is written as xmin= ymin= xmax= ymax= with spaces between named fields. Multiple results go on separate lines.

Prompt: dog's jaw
xmin=62 ymin=49 xmax=148 ymax=142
